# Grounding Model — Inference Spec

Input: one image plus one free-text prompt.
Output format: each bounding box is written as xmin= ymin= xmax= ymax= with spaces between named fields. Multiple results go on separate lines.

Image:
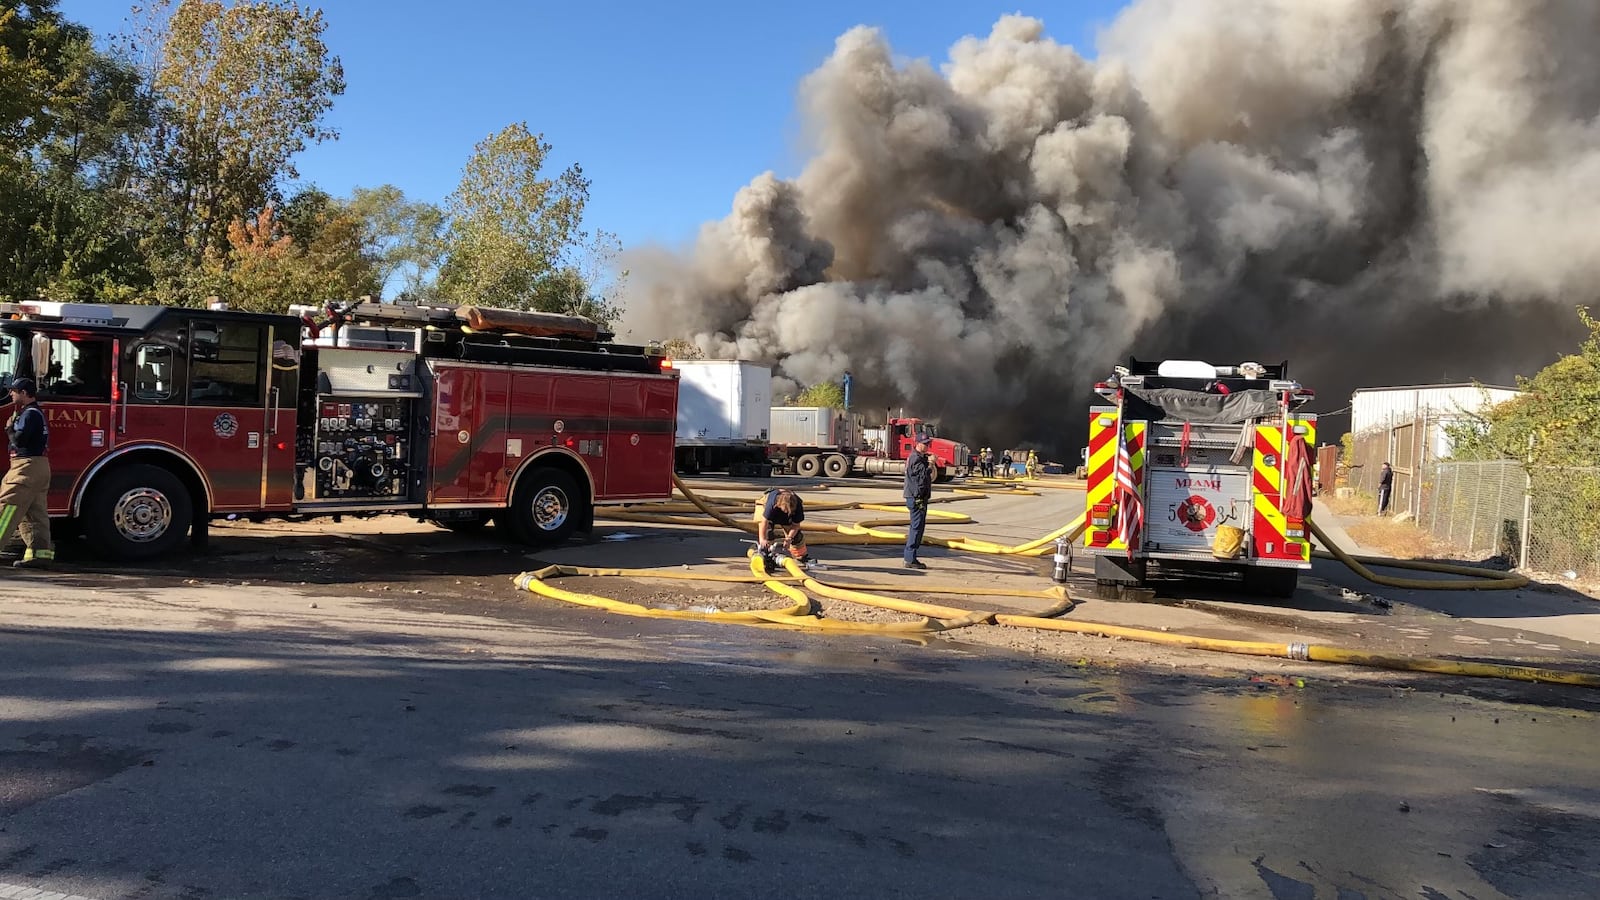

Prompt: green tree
xmin=142 ymin=0 xmax=344 ymax=269
xmin=0 ymin=2 xmax=153 ymax=300
xmin=658 ymin=338 xmax=705 ymax=360
xmin=794 ymin=382 xmax=846 ymax=407
xmin=1442 ymin=308 xmax=1600 ymax=572
xmin=283 ymin=188 xmax=382 ymax=302
xmin=1446 ymin=309 xmax=1600 ymax=466
xmin=347 ymin=184 xmax=447 ymax=302
xmin=190 ymin=200 xmax=378 ymax=313
xmin=437 ymin=122 xmax=599 ymax=315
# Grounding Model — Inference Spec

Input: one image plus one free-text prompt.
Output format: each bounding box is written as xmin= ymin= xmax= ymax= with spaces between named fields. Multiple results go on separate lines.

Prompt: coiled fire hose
xmin=510 ymin=475 xmax=1594 ymax=689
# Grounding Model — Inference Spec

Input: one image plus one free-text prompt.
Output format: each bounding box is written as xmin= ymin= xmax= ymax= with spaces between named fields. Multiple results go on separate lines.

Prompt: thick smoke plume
xmin=621 ymin=1 xmax=1600 ymax=452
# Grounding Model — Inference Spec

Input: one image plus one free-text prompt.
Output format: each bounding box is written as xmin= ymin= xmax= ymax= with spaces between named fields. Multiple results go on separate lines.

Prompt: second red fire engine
xmin=0 ymin=298 xmax=679 ymax=560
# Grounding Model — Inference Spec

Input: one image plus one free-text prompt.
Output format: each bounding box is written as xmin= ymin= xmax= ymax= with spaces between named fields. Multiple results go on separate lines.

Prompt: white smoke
xmin=620 ymin=1 xmax=1600 ymax=451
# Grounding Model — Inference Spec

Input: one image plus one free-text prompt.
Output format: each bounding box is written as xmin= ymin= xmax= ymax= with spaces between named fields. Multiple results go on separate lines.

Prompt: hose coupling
xmin=1287 ymin=642 xmax=1310 ymax=661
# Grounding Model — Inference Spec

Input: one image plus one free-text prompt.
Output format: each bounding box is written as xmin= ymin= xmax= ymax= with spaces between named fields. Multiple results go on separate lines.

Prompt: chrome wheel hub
xmin=532 ymin=486 xmax=570 ymax=531
xmin=113 ymin=487 xmax=173 ymax=543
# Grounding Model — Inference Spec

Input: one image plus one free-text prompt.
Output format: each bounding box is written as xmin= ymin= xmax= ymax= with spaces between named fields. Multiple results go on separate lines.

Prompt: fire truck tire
xmin=795 ymin=454 xmax=822 ymax=478
xmin=508 ymin=468 xmax=585 ymax=547
xmin=822 ymin=455 xmax=849 ymax=479
xmin=932 ymin=465 xmax=947 ymax=483
xmin=81 ymin=464 xmax=194 ymax=561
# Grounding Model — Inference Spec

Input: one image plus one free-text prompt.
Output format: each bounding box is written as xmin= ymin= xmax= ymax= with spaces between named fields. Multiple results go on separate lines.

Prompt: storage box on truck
xmin=673 ymin=360 xmax=773 ymax=476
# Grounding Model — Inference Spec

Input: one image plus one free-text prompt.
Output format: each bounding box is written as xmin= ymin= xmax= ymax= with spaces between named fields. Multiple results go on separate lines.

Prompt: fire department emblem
xmin=1175 ymin=495 xmax=1217 ymax=532
xmin=553 ymin=420 xmax=565 ymax=434
xmin=213 ymin=413 xmax=239 ymax=439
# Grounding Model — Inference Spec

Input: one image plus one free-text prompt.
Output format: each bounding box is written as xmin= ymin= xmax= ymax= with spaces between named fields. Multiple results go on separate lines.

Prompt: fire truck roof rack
xmin=296 ymin=299 xmax=623 ymax=343
xmin=448 ymin=329 xmax=664 ymax=373
xmin=288 ymin=299 xmax=664 ymax=373
xmin=1125 ymin=357 xmax=1289 ymax=380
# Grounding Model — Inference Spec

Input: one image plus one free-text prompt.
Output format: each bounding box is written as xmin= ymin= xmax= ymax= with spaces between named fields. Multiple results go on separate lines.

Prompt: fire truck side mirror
xmin=192 ymin=326 xmax=221 ymax=361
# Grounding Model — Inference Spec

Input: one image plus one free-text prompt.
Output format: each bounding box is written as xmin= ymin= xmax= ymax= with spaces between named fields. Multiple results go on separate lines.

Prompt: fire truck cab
xmin=1083 ymin=358 xmax=1317 ymax=598
xmin=0 ymin=299 xmax=678 ymax=561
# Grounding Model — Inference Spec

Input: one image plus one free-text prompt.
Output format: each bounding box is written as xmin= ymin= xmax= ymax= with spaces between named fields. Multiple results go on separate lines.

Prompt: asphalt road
xmin=1 ymin=477 xmax=1598 ymax=899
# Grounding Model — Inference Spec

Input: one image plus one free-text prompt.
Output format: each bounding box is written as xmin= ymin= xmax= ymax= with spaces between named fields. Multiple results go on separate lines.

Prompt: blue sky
xmin=58 ymin=0 xmax=1129 ymax=251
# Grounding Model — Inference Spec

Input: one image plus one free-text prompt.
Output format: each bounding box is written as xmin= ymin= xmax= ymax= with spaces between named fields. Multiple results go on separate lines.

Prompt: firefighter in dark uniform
xmin=902 ymin=439 xmax=933 ymax=569
xmin=753 ymin=488 xmax=809 ymax=572
xmin=2 ymin=377 xmax=54 ymax=568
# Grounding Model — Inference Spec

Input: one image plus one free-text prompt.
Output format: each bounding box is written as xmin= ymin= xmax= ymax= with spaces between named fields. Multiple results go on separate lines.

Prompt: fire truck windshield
xmin=0 ymin=325 xmax=113 ymax=401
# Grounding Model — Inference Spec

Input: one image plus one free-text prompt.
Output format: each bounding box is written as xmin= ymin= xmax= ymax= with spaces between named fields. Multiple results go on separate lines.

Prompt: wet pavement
xmin=1 ymin=477 xmax=1598 ymax=897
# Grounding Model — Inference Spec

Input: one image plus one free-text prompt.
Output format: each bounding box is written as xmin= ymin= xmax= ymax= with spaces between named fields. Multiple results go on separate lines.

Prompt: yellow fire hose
xmin=509 ymin=474 xmax=1596 ymax=689
xmin=1309 ymin=519 xmax=1529 ymax=590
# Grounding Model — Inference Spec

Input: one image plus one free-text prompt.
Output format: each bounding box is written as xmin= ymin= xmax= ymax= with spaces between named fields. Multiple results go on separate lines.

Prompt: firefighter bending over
xmin=754 ymin=488 xmax=810 ymax=571
xmin=2 ymin=377 xmax=55 ymax=568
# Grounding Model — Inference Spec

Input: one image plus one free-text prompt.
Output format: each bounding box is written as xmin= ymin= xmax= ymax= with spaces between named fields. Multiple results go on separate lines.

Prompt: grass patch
xmin=1345 ymin=518 xmax=1459 ymax=561
xmin=1319 ymin=491 xmax=1375 ymax=517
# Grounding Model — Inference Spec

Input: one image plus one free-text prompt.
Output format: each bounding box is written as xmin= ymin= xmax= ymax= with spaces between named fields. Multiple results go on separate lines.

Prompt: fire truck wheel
xmin=508 ymin=468 xmax=585 ymax=546
xmin=795 ymin=454 xmax=822 ymax=478
xmin=932 ymin=465 xmax=947 ymax=483
xmin=82 ymin=464 xmax=194 ymax=561
xmin=822 ymin=454 xmax=849 ymax=479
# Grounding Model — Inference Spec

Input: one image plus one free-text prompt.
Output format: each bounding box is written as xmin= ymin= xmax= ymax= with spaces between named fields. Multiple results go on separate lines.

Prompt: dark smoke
xmin=620 ymin=2 xmax=1599 ymax=454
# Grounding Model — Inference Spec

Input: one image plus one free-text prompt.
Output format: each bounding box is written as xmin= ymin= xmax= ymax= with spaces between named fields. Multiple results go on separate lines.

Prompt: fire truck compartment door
xmin=429 ymin=366 xmax=509 ymax=503
xmin=1144 ymin=463 xmax=1252 ymax=553
xmin=316 ymin=348 xmax=418 ymax=395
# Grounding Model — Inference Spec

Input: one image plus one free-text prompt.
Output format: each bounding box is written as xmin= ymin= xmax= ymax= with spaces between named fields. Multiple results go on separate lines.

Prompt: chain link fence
xmin=1421 ymin=460 xmax=1600 ymax=579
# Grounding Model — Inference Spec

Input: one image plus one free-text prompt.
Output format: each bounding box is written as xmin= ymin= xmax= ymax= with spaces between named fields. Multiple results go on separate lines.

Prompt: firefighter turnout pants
xmin=0 ymin=457 xmax=53 ymax=561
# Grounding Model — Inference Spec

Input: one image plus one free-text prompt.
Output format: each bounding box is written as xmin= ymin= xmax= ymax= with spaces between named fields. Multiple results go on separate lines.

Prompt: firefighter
xmin=902 ymin=439 xmax=933 ymax=570
xmin=1026 ymin=449 xmax=1040 ymax=480
xmin=1377 ymin=462 xmax=1393 ymax=515
xmin=754 ymin=487 xmax=809 ymax=571
xmin=2 ymin=377 xmax=55 ymax=568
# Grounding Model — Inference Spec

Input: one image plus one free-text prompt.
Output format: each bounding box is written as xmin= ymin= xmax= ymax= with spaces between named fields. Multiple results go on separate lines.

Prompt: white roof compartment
xmin=1155 ymin=360 xmax=1219 ymax=379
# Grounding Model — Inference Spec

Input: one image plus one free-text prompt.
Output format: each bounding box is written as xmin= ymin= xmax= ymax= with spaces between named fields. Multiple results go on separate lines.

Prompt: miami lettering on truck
xmin=0 ymin=298 xmax=679 ymax=562
xmin=1083 ymin=358 xmax=1317 ymax=599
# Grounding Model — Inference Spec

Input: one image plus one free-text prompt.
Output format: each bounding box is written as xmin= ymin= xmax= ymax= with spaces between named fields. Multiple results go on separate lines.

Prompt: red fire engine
xmin=0 ymin=298 xmax=679 ymax=560
xmin=1083 ymin=358 xmax=1317 ymax=598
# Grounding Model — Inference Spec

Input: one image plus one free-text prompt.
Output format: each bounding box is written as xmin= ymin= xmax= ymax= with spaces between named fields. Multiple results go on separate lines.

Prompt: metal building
xmin=1352 ymin=383 xmax=1521 ymax=438
xmin=1348 ymin=383 xmax=1523 ymax=517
